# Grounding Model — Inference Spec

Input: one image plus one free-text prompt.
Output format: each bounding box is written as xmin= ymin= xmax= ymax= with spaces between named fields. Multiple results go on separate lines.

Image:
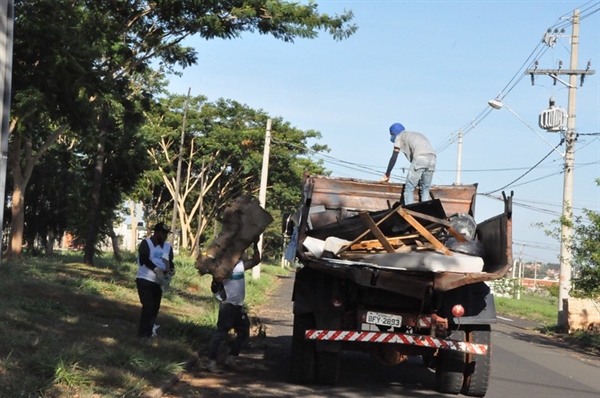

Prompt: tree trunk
xmin=7 ymin=184 xmax=25 ymax=259
xmin=5 ymin=124 xmax=66 ymax=260
xmin=46 ymin=230 xmax=54 ymax=255
xmin=83 ymin=117 xmax=107 ymax=265
xmin=107 ymin=227 xmax=122 ymax=262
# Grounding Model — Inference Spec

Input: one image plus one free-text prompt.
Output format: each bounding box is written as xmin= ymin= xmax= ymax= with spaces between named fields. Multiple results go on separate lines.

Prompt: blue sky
xmin=168 ymin=1 xmax=600 ymax=265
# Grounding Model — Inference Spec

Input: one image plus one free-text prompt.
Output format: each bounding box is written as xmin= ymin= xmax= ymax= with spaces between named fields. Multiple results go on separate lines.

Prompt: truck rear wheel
xmin=290 ymin=313 xmax=316 ymax=384
xmin=436 ymin=330 xmax=466 ymax=395
xmin=462 ymin=326 xmax=492 ymax=397
xmin=315 ymin=351 xmax=340 ymax=385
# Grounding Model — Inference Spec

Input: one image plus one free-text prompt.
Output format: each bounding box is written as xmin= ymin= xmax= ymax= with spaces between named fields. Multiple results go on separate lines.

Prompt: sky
xmin=167 ymin=0 xmax=600 ymax=266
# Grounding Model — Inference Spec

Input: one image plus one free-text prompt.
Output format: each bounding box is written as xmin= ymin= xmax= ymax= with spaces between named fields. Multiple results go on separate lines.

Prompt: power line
xmin=436 ymin=2 xmax=599 ymax=157
xmin=482 ymin=141 xmax=564 ymax=195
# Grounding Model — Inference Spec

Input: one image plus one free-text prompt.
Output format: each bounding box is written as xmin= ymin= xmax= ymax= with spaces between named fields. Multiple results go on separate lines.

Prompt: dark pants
xmin=136 ymin=278 xmax=162 ymax=338
xmin=208 ymin=302 xmax=250 ymax=360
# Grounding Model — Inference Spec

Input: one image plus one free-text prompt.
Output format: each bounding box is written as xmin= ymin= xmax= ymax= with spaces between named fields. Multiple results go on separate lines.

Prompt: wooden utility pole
xmin=525 ymin=9 xmax=595 ymax=329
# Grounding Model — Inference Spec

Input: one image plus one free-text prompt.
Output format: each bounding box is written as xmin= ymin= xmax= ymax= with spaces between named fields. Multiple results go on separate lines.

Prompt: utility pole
xmin=517 ymin=244 xmax=524 ymax=300
xmin=253 ymin=118 xmax=272 ymax=279
xmin=455 ymin=130 xmax=463 ymax=184
xmin=525 ymin=9 xmax=595 ymax=328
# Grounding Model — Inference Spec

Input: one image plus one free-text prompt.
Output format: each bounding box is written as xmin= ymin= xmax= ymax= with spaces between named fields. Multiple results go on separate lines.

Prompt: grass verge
xmin=0 ymin=251 xmax=288 ymax=397
xmin=495 ymin=293 xmax=600 ymax=355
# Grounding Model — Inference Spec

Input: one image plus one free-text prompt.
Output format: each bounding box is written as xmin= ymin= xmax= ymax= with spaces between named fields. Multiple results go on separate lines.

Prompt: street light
xmin=487 ymin=100 xmax=564 ymax=157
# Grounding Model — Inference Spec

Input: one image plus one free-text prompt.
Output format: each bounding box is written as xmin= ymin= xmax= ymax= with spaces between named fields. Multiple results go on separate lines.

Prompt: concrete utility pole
xmin=253 ymin=118 xmax=272 ymax=279
xmin=455 ymin=130 xmax=463 ymax=184
xmin=525 ymin=9 xmax=595 ymax=328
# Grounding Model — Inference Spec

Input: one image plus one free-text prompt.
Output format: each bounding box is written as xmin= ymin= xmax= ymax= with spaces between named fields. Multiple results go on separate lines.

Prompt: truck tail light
xmin=452 ymin=304 xmax=465 ymax=318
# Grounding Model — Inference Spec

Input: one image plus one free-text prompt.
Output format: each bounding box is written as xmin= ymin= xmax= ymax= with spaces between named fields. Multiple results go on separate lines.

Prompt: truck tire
xmin=290 ymin=313 xmax=316 ymax=384
xmin=315 ymin=351 xmax=340 ymax=385
xmin=462 ymin=326 xmax=492 ymax=397
xmin=436 ymin=330 xmax=466 ymax=395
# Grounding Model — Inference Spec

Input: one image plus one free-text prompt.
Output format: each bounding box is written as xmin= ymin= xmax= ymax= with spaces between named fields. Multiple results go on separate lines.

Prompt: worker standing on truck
xmin=381 ymin=122 xmax=436 ymax=205
xmin=205 ymin=241 xmax=261 ymax=373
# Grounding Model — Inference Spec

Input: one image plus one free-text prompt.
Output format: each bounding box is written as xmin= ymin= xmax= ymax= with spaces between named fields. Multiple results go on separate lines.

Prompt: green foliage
xmin=543 ymin=283 xmax=559 ymax=298
xmin=537 ymin=181 xmax=600 ymax=298
xmin=139 ymin=93 xmax=331 ymax=255
xmin=9 ymin=0 xmax=355 ymax=262
xmin=570 ymin=208 xmax=600 ymax=298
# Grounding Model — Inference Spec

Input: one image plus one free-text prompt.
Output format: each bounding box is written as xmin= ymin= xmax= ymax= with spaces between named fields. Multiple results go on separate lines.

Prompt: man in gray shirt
xmin=381 ymin=123 xmax=436 ymax=205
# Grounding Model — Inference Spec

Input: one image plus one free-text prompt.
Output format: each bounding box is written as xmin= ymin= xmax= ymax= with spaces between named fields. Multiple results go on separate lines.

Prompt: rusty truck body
xmin=288 ymin=175 xmax=512 ymax=396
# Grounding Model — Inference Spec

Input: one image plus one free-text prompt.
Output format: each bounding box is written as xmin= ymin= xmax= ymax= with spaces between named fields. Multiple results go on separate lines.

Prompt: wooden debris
xmin=337 ymin=205 xmax=470 ymax=257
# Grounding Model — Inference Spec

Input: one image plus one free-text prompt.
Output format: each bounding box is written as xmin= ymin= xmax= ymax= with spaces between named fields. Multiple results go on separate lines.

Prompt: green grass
xmin=0 ymin=252 xmax=287 ymax=397
xmin=494 ymin=293 xmax=600 ymax=355
xmin=495 ymin=294 xmax=559 ymax=325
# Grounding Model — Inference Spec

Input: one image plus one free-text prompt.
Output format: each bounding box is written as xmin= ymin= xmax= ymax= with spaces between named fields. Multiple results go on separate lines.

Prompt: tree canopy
xmin=5 ymin=0 xmax=354 ymax=262
xmin=139 ymin=93 xmax=329 ymax=257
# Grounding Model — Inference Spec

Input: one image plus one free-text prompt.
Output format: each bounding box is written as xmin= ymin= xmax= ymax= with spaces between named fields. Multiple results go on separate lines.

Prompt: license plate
xmin=366 ymin=311 xmax=402 ymax=327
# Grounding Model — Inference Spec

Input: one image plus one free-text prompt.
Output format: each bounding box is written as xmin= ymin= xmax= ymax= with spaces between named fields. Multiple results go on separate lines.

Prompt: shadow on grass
xmin=0 ymin=254 xmax=218 ymax=397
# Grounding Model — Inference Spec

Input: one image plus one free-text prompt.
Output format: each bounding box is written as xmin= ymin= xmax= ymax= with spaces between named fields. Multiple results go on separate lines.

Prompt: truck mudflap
xmin=305 ymin=329 xmax=488 ymax=356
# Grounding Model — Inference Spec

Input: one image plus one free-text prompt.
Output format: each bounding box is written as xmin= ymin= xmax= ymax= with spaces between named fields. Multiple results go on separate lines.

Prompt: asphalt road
xmin=163 ymin=272 xmax=600 ymax=398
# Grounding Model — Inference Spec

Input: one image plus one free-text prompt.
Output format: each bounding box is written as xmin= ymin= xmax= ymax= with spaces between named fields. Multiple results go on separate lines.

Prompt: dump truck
xmin=287 ymin=175 xmax=512 ymax=396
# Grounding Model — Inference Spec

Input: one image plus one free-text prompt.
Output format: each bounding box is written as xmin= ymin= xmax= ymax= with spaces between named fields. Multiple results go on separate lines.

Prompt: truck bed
xmin=294 ymin=175 xmax=513 ymax=296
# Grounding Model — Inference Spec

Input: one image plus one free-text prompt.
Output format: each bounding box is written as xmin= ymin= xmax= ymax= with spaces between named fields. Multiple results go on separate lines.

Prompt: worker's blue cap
xmin=389 ymin=123 xmax=405 ymax=142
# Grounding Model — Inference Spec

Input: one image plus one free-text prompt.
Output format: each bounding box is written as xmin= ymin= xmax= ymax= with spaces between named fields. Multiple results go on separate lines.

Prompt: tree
xmin=569 ymin=208 xmax=600 ymax=297
xmin=540 ymin=179 xmax=600 ymax=298
xmin=138 ymin=94 xmax=329 ymax=256
xmin=7 ymin=0 xmax=356 ymax=262
xmin=8 ymin=1 xmax=98 ymax=259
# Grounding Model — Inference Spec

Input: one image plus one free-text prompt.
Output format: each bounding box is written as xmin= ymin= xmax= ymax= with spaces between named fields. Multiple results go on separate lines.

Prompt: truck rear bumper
xmin=305 ymin=329 xmax=488 ymax=355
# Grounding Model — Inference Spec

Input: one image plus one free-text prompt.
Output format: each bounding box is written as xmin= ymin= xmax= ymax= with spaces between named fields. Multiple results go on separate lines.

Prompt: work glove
xmin=154 ymin=267 xmax=165 ymax=284
xmin=210 ymin=280 xmax=220 ymax=294
xmin=380 ymin=174 xmax=390 ymax=182
xmin=211 ymin=279 xmax=227 ymax=301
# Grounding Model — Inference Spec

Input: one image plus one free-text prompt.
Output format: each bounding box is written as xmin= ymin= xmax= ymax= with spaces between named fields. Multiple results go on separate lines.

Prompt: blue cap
xmin=389 ymin=123 xmax=405 ymax=142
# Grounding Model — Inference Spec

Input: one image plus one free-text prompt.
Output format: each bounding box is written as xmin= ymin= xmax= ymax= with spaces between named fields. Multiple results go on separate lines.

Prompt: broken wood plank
xmin=402 ymin=208 xmax=468 ymax=243
xmin=358 ymin=212 xmax=396 ymax=253
xmin=336 ymin=207 xmax=404 ymax=255
xmin=350 ymin=233 xmax=420 ymax=251
xmin=397 ymin=208 xmax=452 ymax=256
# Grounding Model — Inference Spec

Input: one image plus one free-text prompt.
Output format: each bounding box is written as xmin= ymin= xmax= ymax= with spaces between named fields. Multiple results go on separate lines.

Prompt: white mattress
xmin=361 ymin=251 xmax=484 ymax=273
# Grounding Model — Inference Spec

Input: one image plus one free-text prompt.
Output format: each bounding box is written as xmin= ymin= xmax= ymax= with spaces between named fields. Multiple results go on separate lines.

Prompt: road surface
xmin=163 ymin=273 xmax=600 ymax=398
